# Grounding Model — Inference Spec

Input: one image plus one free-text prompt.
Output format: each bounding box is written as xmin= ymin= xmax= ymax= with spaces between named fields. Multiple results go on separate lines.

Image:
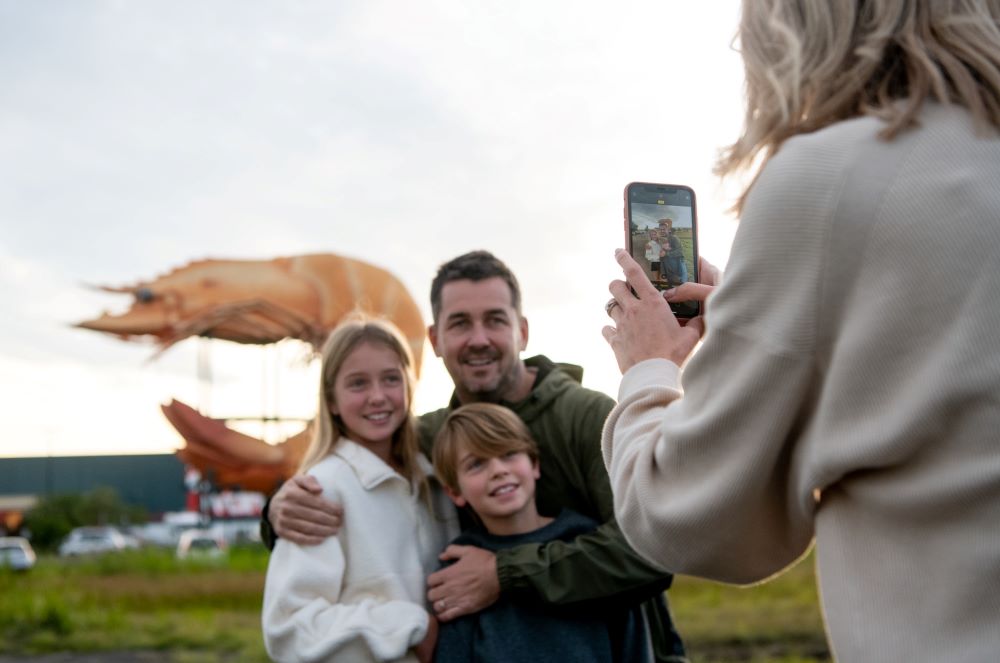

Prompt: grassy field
xmin=0 ymin=547 xmax=271 ymax=662
xmin=0 ymin=546 xmax=829 ymax=662
xmin=670 ymin=555 xmax=830 ymax=662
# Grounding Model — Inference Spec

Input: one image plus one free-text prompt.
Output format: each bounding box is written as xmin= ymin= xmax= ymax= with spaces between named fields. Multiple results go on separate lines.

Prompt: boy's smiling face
xmin=445 ymin=441 xmax=540 ymax=535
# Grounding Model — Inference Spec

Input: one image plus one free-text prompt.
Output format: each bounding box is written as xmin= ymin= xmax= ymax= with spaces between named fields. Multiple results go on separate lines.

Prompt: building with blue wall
xmin=0 ymin=454 xmax=188 ymax=529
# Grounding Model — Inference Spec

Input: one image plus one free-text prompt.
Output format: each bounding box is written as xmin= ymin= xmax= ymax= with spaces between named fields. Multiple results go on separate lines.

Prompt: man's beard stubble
xmin=461 ymin=357 xmax=522 ymax=404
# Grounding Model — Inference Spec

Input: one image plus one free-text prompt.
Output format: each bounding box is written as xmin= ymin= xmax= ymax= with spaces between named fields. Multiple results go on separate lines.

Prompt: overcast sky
xmin=0 ymin=0 xmax=744 ymax=458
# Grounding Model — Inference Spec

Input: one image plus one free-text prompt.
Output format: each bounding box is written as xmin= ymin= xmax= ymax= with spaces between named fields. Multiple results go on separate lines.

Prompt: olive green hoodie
xmin=419 ymin=355 xmax=686 ymax=662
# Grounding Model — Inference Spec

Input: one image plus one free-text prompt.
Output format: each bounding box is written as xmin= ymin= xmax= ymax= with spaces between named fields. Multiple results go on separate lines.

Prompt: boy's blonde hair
xmin=433 ymin=403 xmax=539 ymax=493
xmin=298 ymin=316 xmax=422 ymax=484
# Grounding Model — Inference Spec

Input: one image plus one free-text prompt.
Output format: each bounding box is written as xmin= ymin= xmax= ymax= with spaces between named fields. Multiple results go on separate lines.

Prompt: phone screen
xmin=625 ymin=182 xmax=699 ymax=318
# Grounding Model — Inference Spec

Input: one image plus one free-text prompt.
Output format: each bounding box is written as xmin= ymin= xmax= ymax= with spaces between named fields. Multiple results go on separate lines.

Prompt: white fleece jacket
xmin=262 ymin=439 xmax=458 ymax=663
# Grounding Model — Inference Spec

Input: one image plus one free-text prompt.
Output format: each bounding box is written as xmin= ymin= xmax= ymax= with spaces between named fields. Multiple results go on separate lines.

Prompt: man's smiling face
xmin=429 ymin=277 xmax=528 ymax=404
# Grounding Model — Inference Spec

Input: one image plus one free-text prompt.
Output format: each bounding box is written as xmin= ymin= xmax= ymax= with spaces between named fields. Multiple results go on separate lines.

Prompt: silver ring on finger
xmin=605 ymin=298 xmax=619 ymax=316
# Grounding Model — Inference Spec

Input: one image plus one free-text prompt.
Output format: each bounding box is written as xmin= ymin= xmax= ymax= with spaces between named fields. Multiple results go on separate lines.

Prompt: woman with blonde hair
xmin=602 ymin=1 xmax=1000 ymax=660
xmin=262 ymin=318 xmax=457 ymax=662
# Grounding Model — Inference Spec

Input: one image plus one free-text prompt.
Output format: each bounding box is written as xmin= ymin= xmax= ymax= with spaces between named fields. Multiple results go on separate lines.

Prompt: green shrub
xmin=0 ymin=594 xmax=75 ymax=639
xmin=23 ymin=486 xmax=148 ymax=551
xmin=36 ymin=599 xmax=74 ymax=636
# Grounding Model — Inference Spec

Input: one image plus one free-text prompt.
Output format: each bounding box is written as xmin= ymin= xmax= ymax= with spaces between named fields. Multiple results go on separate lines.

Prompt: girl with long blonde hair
xmin=263 ymin=318 xmax=456 ymax=663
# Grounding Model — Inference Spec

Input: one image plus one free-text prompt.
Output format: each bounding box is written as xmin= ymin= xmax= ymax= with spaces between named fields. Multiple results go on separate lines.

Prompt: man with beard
xmin=262 ymin=251 xmax=687 ymax=662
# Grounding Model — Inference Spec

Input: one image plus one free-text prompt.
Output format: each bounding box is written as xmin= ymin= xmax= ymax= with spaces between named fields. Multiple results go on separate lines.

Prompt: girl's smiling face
xmin=329 ymin=341 xmax=408 ymax=454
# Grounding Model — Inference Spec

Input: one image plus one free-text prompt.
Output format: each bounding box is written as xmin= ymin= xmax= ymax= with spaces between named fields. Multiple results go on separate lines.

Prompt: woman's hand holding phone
xmin=603 ymin=250 xmax=719 ymax=374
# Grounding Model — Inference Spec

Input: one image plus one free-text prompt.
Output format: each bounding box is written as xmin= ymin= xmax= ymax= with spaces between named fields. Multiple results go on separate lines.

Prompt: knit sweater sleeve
xmin=602 ymin=133 xmax=847 ymax=584
xmin=602 ymin=347 xmax=815 ymax=584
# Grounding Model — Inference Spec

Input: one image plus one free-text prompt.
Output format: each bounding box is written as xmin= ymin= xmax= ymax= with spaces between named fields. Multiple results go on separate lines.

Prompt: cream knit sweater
xmin=602 ymin=104 xmax=1000 ymax=662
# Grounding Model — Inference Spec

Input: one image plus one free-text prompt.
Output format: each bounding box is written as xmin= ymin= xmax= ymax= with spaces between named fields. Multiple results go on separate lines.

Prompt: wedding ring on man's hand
xmin=436 ymin=600 xmax=446 ymax=611
xmin=605 ymin=298 xmax=619 ymax=316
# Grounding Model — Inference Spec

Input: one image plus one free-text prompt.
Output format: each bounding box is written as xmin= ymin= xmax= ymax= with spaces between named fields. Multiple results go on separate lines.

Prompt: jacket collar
xmin=333 ymin=437 xmax=432 ymax=491
xmin=334 ymin=438 xmax=402 ymax=490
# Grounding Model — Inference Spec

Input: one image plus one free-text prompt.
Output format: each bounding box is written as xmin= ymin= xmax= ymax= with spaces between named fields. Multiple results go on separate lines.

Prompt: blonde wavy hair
xmin=719 ymin=0 xmax=1000 ymax=212
xmin=432 ymin=403 xmax=539 ymax=494
xmin=298 ymin=317 xmax=423 ymax=486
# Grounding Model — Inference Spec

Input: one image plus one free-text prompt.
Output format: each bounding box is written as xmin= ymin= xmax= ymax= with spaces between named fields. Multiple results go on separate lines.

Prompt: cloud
xmin=0 ymin=0 xmax=743 ymax=457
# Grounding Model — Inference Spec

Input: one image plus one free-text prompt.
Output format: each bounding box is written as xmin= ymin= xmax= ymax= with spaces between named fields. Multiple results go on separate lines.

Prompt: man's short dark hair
xmin=430 ymin=251 xmax=522 ymax=324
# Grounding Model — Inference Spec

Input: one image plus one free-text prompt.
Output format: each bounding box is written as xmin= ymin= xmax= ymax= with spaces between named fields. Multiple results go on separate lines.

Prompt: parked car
xmin=58 ymin=526 xmax=138 ymax=557
xmin=118 ymin=528 xmax=143 ymax=550
xmin=0 ymin=537 xmax=36 ymax=571
xmin=176 ymin=529 xmax=227 ymax=560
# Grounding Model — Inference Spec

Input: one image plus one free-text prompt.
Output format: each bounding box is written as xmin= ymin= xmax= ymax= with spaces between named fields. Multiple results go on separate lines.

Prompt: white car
xmin=176 ymin=529 xmax=227 ymax=559
xmin=0 ymin=536 xmax=37 ymax=571
xmin=58 ymin=526 xmax=136 ymax=557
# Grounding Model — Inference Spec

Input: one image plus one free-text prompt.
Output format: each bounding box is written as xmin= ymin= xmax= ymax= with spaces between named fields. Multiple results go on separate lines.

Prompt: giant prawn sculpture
xmin=77 ymin=253 xmax=426 ymax=493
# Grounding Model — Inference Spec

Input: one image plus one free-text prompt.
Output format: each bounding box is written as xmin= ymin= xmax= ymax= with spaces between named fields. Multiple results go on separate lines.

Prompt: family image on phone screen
xmin=624 ymin=182 xmax=700 ymax=318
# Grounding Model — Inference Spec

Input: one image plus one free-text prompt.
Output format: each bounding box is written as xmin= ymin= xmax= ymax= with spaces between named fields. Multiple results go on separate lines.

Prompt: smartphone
xmin=624 ymin=182 xmax=700 ymax=318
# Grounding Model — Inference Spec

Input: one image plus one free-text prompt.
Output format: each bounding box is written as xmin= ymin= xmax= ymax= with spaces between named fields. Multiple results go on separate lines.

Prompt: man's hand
xmin=270 ymin=475 xmax=343 ymax=545
xmin=413 ymin=613 xmax=438 ymax=663
xmin=426 ymin=545 xmax=500 ymax=622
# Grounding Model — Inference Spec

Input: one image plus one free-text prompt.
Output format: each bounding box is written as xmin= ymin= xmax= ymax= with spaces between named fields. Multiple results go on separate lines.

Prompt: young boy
xmin=431 ymin=402 xmax=649 ymax=662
